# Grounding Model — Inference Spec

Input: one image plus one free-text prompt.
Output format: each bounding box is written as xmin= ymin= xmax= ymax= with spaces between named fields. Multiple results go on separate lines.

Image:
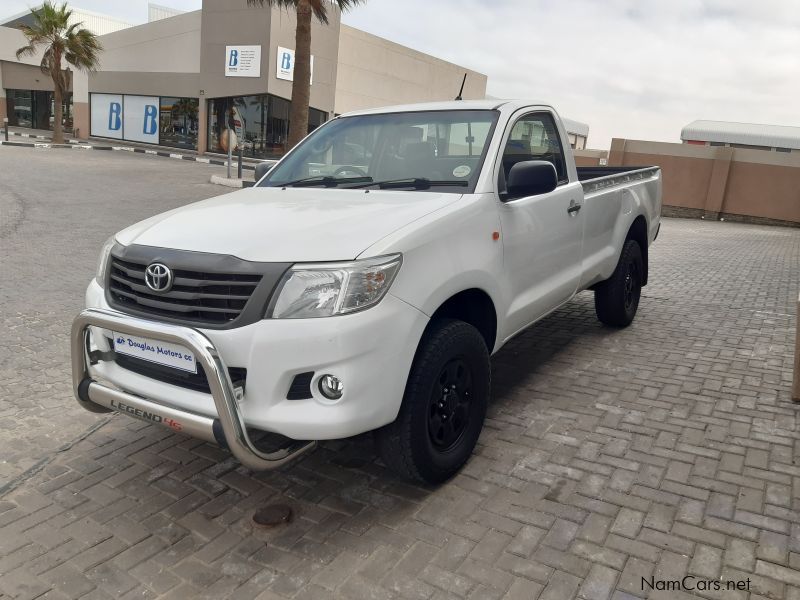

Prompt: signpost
xmin=794 ymin=293 xmax=800 ymax=402
xmin=227 ymin=130 xmax=233 ymax=179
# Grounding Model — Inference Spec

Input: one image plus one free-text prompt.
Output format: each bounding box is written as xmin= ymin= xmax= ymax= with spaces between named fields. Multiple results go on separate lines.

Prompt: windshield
xmin=260 ymin=110 xmax=499 ymax=192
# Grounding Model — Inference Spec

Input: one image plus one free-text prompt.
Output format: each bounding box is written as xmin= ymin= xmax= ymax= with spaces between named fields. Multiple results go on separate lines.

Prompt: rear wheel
xmin=594 ymin=239 xmax=643 ymax=327
xmin=376 ymin=319 xmax=490 ymax=484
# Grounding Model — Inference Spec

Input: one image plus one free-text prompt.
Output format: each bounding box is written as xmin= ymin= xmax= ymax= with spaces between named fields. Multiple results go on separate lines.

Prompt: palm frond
xmin=65 ymin=28 xmax=102 ymax=72
xmin=17 ymin=24 xmax=46 ymax=44
xmin=332 ymin=0 xmax=365 ymax=13
xmin=15 ymin=44 xmax=36 ymax=60
xmin=40 ymin=46 xmax=56 ymax=76
xmin=64 ymin=22 xmax=81 ymax=37
xmin=15 ymin=1 xmax=102 ymax=75
xmin=246 ymin=0 xmax=297 ymax=8
xmin=247 ymin=0 xmax=363 ymax=24
xmin=308 ymin=0 xmax=329 ymax=24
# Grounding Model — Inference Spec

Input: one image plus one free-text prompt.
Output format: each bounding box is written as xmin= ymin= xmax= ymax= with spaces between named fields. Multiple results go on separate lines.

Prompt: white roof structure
xmin=561 ymin=117 xmax=589 ymax=138
xmin=0 ymin=5 xmax=132 ymax=35
xmin=681 ymin=120 xmax=800 ymax=150
xmin=148 ymin=3 xmax=185 ymax=23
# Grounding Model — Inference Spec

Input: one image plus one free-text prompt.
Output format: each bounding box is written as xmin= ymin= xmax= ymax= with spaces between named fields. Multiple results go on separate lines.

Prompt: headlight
xmin=95 ymin=235 xmax=117 ymax=286
xmin=269 ymin=254 xmax=402 ymax=319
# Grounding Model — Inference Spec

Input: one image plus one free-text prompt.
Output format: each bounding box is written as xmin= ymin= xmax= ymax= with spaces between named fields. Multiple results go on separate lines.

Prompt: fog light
xmin=319 ymin=374 xmax=343 ymax=400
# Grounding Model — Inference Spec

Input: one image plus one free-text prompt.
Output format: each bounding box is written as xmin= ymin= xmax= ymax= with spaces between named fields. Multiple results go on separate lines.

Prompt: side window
xmin=500 ymin=112 xmax=568 ymax=187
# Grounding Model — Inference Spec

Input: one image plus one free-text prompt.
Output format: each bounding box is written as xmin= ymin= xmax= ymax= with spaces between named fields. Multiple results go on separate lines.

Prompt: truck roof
xmin=340 ymin=99 xmax=553 ymax=117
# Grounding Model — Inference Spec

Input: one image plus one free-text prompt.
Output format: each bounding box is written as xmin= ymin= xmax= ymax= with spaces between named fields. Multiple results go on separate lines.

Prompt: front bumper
xmin=72 ymin=308 xmax=316 ymax=470
xmin=76 ymin=279 xmax=429 ymax=446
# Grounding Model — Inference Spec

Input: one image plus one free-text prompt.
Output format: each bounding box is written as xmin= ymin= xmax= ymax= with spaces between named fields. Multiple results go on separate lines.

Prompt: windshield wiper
xmin=350 ymin=178 xmax=470 ymax=190
xmin=277 ymin=175 xmax=373 ymax=188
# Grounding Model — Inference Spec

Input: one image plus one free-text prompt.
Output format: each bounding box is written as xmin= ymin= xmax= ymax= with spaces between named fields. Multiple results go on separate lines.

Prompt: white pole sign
xmin=276 ymin=46 xmax=314 ymax=84
xmin=225 ymin=45 xmax=262 ymax=77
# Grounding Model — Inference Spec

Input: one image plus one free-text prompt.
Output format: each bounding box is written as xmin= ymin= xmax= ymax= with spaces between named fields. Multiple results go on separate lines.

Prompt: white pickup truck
xmin=72 ymin=100 xmax=661 ymax=483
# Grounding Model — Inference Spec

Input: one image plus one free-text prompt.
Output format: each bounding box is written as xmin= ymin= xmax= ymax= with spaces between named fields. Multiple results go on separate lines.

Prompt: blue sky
xmin=4 ymin=0 xmax=799 ymax=149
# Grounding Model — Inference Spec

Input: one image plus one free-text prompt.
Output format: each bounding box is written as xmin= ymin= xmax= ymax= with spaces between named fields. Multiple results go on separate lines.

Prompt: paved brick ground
xmin=2 ymin=147 xmax=800 ymax=599
xmin=0 ymin=147 xmax=228 ymax=485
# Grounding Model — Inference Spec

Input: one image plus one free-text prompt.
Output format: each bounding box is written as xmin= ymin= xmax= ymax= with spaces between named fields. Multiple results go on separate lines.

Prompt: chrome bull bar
xmin=71 ymin=308 xmax=317 ymax=470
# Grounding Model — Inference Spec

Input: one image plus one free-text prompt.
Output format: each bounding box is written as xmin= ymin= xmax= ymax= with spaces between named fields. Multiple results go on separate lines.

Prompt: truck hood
xmin=116 ymin=186 xmax=462 ymax=262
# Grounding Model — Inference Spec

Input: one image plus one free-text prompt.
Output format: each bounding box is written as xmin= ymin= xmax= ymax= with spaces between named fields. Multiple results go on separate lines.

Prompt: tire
xmin=375 ymin=319 xmax=490 ymax=484
xmin=594 ymin=239 xmax=643 ymax=327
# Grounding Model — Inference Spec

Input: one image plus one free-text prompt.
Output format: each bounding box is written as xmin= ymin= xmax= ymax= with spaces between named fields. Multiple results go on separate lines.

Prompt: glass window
xmin=159 ymin=97 xmax=198 ymax=150
xmin=7 ymin=90 xmax=33 ymax=128
xmin=308 ymin=107 xmax=327 ymax=133
xmin=207 ymin=97 xmax=235 ymax=155
xmin=33 ymin=91 xmax=52 ymax=130
xmin=207 ymin=94 xmax=328 ymax=159
xmin=261 ymin=109 xmax=499 ymax=194
xmin=445 ymin=121 xmax=492 ymax=157
xmin=501 ymin=112 xmax=568 ymax=184
xmin=265 ymin=95 xmax=289 ymax=157
xmin=6 ymin=89 xmax=71 ymax=131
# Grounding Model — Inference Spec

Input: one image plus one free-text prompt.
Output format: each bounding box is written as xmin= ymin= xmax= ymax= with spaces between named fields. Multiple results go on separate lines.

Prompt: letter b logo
xmin=108 ymin=102 xmax=121 ymax=131
xmin=281 ymin=52 xmax=292 ymax=71
xmin=229 ymin=49 xmax=238 ymax=67
xmin=143 ymin=105 xmax=158 ymax=135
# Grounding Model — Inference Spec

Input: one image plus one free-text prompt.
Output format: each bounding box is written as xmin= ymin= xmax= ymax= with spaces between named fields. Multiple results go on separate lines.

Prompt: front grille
xmin=115 ymin=352 xmax=247 ymax=394
xmin=108 ymin=257 xmax=262 ymax=325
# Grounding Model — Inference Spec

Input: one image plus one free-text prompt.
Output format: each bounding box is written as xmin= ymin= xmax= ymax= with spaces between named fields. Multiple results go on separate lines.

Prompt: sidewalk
xmin=0 ymin=127 xmax=276 ymax=175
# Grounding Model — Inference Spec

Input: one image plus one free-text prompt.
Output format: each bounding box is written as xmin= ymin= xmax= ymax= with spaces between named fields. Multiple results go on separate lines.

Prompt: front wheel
xmin=594 ymin=239 xmax=643 ymax=327
xmin=375 ymin=319 xmax=490 ymax=484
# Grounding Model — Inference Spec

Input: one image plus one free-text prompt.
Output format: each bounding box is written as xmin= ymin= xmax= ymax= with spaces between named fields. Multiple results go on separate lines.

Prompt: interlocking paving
xmin=2 ymin=146 xmax=799 ymax=599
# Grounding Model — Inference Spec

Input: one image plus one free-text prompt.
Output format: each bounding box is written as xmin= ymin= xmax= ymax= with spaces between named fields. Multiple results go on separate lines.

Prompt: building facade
xmin=682 ymin=120 xmax=800 ymax=153
xmin=0 ymin=0 xmax=488 ymax=158
xmin=561 ymin=117 xmax=589 ymax=150
xmin=0 ymin=5 xmax=133 ymax=36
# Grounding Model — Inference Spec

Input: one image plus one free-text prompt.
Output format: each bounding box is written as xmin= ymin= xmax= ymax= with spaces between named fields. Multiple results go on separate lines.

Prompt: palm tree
xmin=247 ymin=0 xmax=364 ymax=151
xmin=15 ymin=2 xmax=101 ymax=144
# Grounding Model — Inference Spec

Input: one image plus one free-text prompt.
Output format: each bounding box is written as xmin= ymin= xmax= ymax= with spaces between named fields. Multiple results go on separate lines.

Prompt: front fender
xmin=360 ymin=193 xmax=506 ymax=351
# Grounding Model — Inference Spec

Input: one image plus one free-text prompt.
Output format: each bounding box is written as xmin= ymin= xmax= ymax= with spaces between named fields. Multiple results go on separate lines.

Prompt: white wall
xmin=96 ymin=10 xmax=202 ymax=73
xmin=335 ymin=24 xmax=487 ymax=114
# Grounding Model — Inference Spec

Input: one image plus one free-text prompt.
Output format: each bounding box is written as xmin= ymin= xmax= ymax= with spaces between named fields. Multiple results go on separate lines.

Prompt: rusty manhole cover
xmin=252 ymin=504 xmax=293 ymax=528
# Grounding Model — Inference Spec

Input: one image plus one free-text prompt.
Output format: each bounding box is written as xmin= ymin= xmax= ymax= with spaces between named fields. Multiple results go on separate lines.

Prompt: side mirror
xmin=506 ymin=160 xmax=558 ymax=199
xmin=254 ymin=161 xmax=273 ymax=181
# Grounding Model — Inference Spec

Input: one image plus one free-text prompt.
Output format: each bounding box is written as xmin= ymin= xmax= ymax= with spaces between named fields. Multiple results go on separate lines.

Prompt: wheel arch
xmin=428 ymin=288 xmax=498 ymax=353
xmin=626 ymin=215 xmax=649 ymax=286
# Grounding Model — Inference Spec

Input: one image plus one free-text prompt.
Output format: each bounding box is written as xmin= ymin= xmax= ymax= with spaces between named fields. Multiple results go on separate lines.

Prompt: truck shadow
xmin=489 ymin=292 xmax=610 ymax=399
xmin=11 ymin=291 xmax=643 ymax=583
xmin=266 ymin=291 xmax=617 ymax=487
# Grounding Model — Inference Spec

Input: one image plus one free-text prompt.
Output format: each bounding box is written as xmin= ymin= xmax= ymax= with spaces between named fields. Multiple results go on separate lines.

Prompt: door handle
xmin=567 ymin=200 xmax=582 ymax=215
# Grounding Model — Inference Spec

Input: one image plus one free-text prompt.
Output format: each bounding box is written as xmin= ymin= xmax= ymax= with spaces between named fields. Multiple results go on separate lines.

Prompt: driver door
xmin=497 ymin=111 xmax=584 ymax=337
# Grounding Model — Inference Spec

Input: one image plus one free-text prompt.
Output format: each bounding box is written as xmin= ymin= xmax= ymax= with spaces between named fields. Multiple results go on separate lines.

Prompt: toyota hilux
xmin=71 ymin=100 xmax=662 ymax=483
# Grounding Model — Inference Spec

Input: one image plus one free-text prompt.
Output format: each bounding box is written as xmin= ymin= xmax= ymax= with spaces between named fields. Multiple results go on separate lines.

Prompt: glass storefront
xmin=89 ymin=93 xmax=199 ymax=149
xmin=159 ymin=97 xmax=199 ymax=150
xmin=6 ymin=89 xmax=73 ymax=131
xmin=207 ymin=94 xmax=328 ymax=159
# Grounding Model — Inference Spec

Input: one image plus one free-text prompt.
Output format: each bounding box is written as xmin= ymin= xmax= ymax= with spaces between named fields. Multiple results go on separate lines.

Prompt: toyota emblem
xmin=145 ymin=263 xmax=173 ymax=292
